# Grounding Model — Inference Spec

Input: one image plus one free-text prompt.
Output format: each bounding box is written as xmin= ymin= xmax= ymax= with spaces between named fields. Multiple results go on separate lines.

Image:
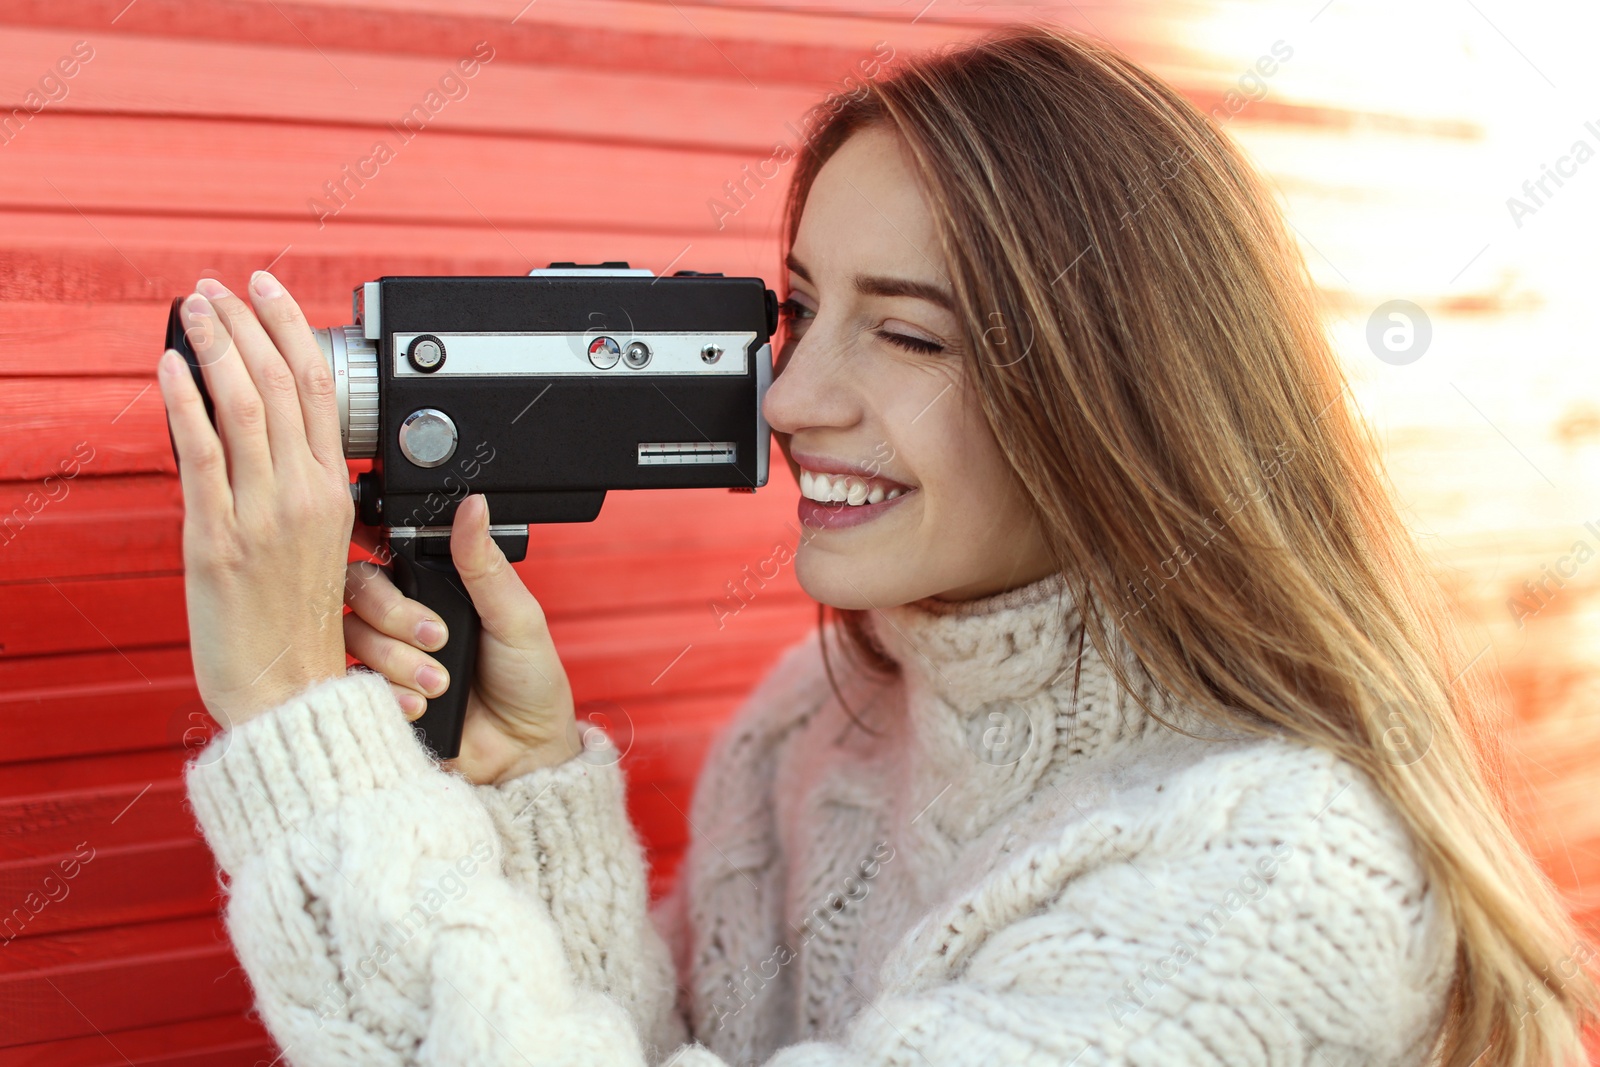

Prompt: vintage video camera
xmin=164 ymin=262 xmax=777 ymax=758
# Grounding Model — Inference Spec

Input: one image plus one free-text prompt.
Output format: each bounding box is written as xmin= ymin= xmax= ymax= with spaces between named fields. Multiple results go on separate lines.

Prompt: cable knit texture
xmin=185 ymin=572 xmax=1456 ymax=1066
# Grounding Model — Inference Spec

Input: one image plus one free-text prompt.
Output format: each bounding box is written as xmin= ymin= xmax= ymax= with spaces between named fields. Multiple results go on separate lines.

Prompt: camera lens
xmin=311 ymin=324 xmax=380 ymax=458
xmin=163 ymin=298 xmax=379 ymax=465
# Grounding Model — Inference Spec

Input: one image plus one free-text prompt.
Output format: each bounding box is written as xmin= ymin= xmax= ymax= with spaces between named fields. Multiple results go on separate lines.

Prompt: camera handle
xmin=384 ymin=524 xmax=529 ymax=760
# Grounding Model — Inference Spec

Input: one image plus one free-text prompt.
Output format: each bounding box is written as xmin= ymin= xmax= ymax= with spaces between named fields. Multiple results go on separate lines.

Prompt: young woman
xmin=158 ymin=24 xmax=1596 ymax=1067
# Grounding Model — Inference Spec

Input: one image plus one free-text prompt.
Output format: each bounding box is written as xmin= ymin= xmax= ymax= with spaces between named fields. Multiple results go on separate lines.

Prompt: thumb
xmin=450 ymin=494 xmax=544 ymax=645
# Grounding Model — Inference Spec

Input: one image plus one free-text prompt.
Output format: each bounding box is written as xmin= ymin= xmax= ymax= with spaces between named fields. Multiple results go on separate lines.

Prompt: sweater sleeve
xmin=471 ymin=727 xmax=691 ymax=1062
xmin=185 ymin=668 xmax=657 ymax=1065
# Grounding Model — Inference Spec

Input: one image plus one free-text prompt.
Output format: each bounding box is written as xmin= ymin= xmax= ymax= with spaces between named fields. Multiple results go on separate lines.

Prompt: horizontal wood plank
xmin=0 ymin=208 xmax=785 ymax=303
xmin=0 ymin=379 xmax=163 ymax=485
xmin=0 ymin=671 xmax=199 ymax=765
xmin=0 ymin=916 xmax=252 ymax=1045
xmin=0 ymin=774 xmax=193 ymax=862
xmin=0 ymin=303 xmax=181 ymax=380
xmin=0 ymin=573 xmax=186 ymax=658
xmin=0 ymin=474 xmax=182 ymax=582
xmin=0 ymin=114 xmax=793 ymax=236
xmin=0 ymin=1013 xmax=273 ymax=1067
xmin=0 ymin=749 xmax=186 ymax=803
xmin=0 ymin=839 xmax=218 ymax=941
xmin=0 ymin=0 xmax=956 ymax=93
xmin=0 ymin=25 xmax=826 ymax=150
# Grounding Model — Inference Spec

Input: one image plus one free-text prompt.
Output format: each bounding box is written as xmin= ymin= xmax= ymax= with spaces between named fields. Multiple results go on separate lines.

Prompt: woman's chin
xmin=794 ymin=549 xmax=915 ymax=612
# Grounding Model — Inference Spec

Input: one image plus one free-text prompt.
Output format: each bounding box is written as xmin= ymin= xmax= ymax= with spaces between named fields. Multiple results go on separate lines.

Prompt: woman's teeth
xmin=799 ymin=469 xmax=906 ymax=506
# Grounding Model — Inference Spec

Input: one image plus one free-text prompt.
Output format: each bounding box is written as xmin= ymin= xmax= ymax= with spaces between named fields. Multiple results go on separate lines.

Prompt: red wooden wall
xmin=0 ymin=2 xmax=986 ymax=1059
xmin=2 ymin=0 xmax=1597 ymax=1062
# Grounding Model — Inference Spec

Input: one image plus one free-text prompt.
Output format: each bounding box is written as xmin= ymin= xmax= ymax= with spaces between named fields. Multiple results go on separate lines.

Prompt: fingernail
xmin=416 ymin=664 xmax=447 ymax=696
xmin=415 ymin=618 xmax=446 ymax=648
xmin=251 ymin=270 xmax=284 ymax=298
xmin=183 ymin=292 xmax=211 ymax=318
xmin=159 ymin=348 xmax=180 ymax=376
xmin=196 ymin=278 xmax=230 ymax=300
xmin=396 ymin=689 xmax=425 ymax=716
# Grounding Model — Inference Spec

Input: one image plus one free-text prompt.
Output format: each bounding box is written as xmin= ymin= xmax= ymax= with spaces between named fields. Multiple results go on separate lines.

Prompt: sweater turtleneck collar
xmin=873 ymin=570 xmax=1084 ymax=711
xmin=856 ymin=570 xmax=1181 ymax=846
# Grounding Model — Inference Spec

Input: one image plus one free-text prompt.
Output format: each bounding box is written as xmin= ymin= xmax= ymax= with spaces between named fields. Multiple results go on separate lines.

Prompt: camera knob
xmin=398 ymin=408 xmax=459 ymax=468
xmin=407 ymin=334 xmax=446 ymax=372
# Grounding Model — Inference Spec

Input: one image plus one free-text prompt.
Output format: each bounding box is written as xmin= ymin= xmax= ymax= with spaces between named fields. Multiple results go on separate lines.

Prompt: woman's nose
xmin=762 ymin=334 xmax=858 ymax=437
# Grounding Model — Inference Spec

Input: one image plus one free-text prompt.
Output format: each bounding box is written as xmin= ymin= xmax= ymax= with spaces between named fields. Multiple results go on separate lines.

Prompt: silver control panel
xmin=391 ymin=331 xmax=756 ymax=377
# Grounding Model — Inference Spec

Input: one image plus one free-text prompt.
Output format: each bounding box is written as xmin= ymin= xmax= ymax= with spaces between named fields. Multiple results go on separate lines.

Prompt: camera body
xmin=336 ymin=263 xmax=776 ymax=529
xmin=165 ymin=262 xmax=778 ymax=758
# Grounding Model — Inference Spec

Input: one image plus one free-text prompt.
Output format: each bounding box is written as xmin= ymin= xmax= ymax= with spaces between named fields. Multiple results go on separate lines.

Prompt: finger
xmin=388 ymin=681 xmax=428 ymax=721
xmin=344 ymin=611 xmax=451 ymax=702
xmin=181 ymin=288 xmax=274 ymax=491
xmin=193 ymin=277 xmax=309 ymax=472
xmin=344 ymin=559 xmax=449 ymax=651
xmin=247 ymin=270 xmax=345 ymax=478
xmin=449 ymin=494 xmax=547 ymax=647
xmin=158 ymin=347 xmax=234 ymax=518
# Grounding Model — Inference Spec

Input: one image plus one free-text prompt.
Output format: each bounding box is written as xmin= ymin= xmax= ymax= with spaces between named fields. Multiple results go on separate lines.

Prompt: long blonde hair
xmin=781 ymin=23 xmax=1598 ymax=1066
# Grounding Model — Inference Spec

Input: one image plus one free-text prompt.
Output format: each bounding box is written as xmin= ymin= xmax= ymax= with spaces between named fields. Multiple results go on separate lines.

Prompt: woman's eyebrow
xmin=785 ymin=252 xmax=954 ymax=312
xmin=852 ymin=273 xmax=954 ymax=312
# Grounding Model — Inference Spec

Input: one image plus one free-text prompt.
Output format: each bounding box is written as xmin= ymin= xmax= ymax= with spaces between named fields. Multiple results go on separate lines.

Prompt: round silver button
xmin=398 ymin=408 xmax=458 ymax=468
xmin=623 ymin=340 xmax=651 ymax=369
xmin=587 ymin=335 xmax=621 ymax=369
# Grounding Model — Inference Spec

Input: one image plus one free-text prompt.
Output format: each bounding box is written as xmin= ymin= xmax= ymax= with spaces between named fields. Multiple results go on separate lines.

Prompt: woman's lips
xmin=797 ymin=487 xmax=915 ymax=532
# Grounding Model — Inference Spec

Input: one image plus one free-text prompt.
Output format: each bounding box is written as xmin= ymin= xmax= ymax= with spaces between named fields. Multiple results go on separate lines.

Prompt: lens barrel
xmin=312 ymin=324 xmax=380 ymax=458
xmin=163 ymin=298 xmax=379 ymax=463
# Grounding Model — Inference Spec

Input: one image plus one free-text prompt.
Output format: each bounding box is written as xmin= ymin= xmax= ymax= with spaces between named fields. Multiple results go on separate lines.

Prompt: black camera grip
xmin=387 ymin=537 xmax=479 ymax=760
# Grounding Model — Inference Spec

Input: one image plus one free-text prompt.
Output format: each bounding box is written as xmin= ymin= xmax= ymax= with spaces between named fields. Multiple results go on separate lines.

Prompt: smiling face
xmin=764 ymin=122 xmax=1057 ymax=610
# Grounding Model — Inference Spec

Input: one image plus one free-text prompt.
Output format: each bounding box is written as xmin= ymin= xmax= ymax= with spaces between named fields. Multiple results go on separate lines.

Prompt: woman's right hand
xmin=342 ymin=492 xmax=587 ymax=785
xmin=159 ymin=273 xmax=355 ymax=733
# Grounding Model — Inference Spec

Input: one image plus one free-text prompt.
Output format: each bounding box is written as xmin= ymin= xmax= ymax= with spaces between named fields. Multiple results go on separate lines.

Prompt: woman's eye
xmin=777 ymin=298 xmax=814 ymax=323
xmin=779 ymin=298 xmax=944 ymax=355
xmin=874 ymin=329 xmax=945 ymax=355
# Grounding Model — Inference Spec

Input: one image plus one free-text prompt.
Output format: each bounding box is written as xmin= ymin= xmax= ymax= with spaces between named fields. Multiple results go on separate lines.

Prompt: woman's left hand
xmin=343 ymin=495 xmax=586 ymax=786
xmin=158 ymin=273 xmax=355 ymax=731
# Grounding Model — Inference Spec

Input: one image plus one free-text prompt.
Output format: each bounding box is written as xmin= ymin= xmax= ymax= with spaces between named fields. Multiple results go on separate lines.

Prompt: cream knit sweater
xmin=185 ymin=571 xmax=1456 ymax=1066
